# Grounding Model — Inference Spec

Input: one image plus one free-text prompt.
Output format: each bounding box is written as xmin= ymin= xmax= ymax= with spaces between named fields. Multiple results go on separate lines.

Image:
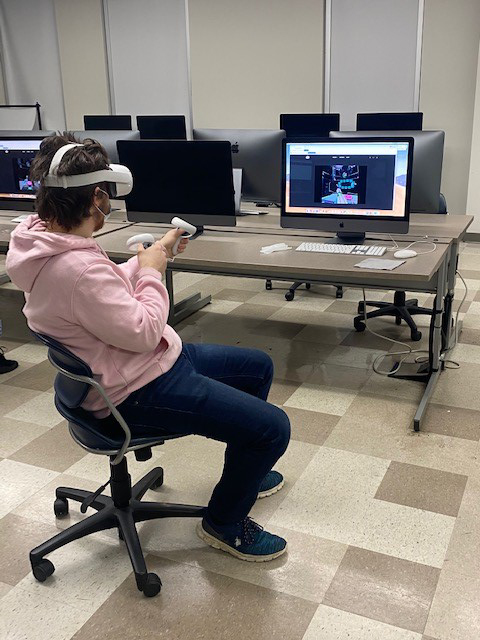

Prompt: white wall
xmin=104 ymin=0 xmax=192 ymax=131
xmin=54 ymin=0 xmax=110 ymax=130
xmin=467 ymin=41 xmax=480 ymax=232
xmin=420 ymin=0 xmax=480 ymax=215
xmin=188 ymin=0 xmax=325 ymax=130
xmin=327 ymin=0 xmax=421 ymax=130
xmin=0 ymin=0 xmax=66 ymax=129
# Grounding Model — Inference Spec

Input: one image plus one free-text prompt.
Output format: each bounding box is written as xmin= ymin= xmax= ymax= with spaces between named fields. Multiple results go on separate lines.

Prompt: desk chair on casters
xmin=353 ymin=195 xmax=447 ymax=341
xmin=265 ymin=279 xmax=344 ymax=301
xmin=29 ymin=333 xmax=206 ymax=598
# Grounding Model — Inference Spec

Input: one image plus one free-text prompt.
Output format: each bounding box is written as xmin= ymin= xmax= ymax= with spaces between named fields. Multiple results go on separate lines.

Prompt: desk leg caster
xmin=336 ymin=286 xmax=343 ymax=299
xmin=266 ymin=280 xmax=272 ymax=291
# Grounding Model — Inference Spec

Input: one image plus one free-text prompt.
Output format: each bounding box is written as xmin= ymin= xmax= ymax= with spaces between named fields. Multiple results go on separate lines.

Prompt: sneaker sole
xmin=196 ymin=522 xmax=287 ymax=562
xmin=257 ymin=478 xmax=284 ymax=499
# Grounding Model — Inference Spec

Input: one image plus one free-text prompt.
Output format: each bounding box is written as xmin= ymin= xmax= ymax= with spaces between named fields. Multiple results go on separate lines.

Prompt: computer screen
xmin=84 ymin=115 xmax=132 ymax=131
xmin=136 ymin=115 xmax=187 ymax=140
xmin=117 ymin=140 xmax=236 ymax=226
xmin=331 ymin=130 xmax=444 ymax=212
xmin=0 ymin=138 xmax=43 ymax=210
xmin=282 ymin=138 xmax=413 ymax=236
xmin=280 ymin=113 xmax=340 ymax=138
xmin=356 ymin=112 xmax=423 ymax=131
xmin=193 ymin=128 xmax=285 ymax=204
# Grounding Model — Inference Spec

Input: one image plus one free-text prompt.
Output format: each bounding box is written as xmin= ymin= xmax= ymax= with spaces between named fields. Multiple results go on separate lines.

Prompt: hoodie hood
xmin=6 ymin=214 xmax=98 ymax=293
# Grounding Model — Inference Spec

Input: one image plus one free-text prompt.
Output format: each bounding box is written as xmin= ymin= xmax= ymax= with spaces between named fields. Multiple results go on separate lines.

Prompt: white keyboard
xmin=296 ymin=242 xmax=387 ymax=256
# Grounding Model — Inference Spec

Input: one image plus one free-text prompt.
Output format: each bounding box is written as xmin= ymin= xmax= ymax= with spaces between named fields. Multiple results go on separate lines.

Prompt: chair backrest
xmin=32 ymin=332 xmax=93 ymax=409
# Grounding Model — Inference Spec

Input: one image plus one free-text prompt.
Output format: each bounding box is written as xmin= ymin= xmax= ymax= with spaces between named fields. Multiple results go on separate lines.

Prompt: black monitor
xmin=84 ymin=115 xmax=132 ymax=130
xmin=331 ymin=130 xmax=444 ymax=213
xmin=136 ymin=115 xmax=187 ymax=140
xmin=281 ymin=137 xmax=414 ymax=241
xmin=356 ymin=112 xmax=423 ymax=131
xmin=117 ymin=140 xmax=236 ymax=226
xmin=280 ymin=113 xmax=340 ymax=138
xmin=73 ymin=130 xmax=140 ymax=164
xmin=0 ymin=137 xmax=44 ymax=211
xmin=193 ymin=128 xmax=285 ymax=204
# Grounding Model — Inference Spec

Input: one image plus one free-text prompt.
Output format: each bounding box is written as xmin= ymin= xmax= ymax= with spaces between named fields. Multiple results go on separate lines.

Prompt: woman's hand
xmin=159 ymin=228 xmax=189 ymax=259
xmin=137 ymin=242 xmax=168 ymax=274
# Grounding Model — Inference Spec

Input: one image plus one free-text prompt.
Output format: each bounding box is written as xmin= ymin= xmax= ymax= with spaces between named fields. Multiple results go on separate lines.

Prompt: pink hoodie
xmin=6 ymin=215 xmax=182 ymax=417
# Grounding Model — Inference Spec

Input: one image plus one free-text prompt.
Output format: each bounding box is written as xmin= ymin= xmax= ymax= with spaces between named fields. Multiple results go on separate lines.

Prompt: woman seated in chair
xmin=6 ymin=133 xmax=290 ymax=562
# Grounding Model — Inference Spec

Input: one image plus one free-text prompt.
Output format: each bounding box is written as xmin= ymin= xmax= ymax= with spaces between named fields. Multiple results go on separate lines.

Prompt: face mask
xmin=94 ymin=188 xmax=111 ymax=222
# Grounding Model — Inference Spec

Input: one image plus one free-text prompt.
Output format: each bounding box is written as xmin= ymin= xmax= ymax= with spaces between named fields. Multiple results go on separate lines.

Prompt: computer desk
xmin=96 ymin=224 xmax=453 ymax=431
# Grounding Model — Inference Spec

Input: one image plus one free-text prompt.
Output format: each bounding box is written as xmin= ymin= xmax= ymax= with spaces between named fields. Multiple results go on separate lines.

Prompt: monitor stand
xmin=330 ymin=231 xmax=366 ymax=245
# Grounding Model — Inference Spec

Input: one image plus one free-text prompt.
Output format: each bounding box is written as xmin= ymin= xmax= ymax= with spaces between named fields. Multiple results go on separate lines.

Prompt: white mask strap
xmin=47 ymin=143 xmax=84 ymax=177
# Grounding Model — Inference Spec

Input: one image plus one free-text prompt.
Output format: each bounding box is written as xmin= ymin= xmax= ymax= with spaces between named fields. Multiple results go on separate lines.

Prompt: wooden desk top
xmin=96 ymin=224 xmax=450 ymax=288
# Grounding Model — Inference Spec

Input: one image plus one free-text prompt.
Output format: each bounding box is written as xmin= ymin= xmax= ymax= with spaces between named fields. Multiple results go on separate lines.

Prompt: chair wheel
xmin=411 ymin=330 xmax=422 ymax=342
xmin=32 ymin=559 xmax=55 ymax=582
xmin=395 ymin=316 xmax=402 ymax=326
xmin=150 ymin=468 xmax=164 ymax=490
xmin=354 ymin=319 xmax=366 ymax=333
xmin=54 ymin=497 xmax=69 ymax=517
xmin=285 ymin=291 xmax=294 ymax=301
xmin=336 ymin=287 xmax=343 ymax=299
xmin=305 ymin=283 xmax=311 ymax=290
xmin=265 ymin=280 xmax=272 ymax=290
xmin=142 ymin=573 xmax=162 ymax=597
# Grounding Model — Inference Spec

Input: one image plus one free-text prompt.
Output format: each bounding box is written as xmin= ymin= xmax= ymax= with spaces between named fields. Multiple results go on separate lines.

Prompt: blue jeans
xmin=116 ymin=344 xmax=291 ymax=524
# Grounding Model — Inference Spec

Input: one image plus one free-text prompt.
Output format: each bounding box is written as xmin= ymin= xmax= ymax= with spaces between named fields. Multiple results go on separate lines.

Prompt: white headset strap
xmin=48 ymin=143 xmax=84 ymax=177
xmin=44 ymin=168 xmax=129 ymax=189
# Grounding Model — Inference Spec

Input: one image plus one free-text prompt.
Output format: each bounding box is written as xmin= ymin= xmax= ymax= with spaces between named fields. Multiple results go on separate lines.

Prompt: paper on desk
xmin=355 ymin=258 xmax=405 ymax=270
xmin=11 ymin=214 xmax=29 ymax=223
xmin=260 ymin=243 xmax=292 ymax=254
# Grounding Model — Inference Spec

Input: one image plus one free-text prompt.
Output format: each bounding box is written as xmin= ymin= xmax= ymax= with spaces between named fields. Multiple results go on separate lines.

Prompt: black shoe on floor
xmin=0 ymin=346 xmax=18 ymax=375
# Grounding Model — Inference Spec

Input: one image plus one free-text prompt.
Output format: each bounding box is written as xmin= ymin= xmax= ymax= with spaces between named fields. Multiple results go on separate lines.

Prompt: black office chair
xmin=29 ymin=333 xmax=205 ymax=597
xmin=353 ymin=194 xmax=447 ymax=341
xmin=265 ymin=280 xmax=343 ymax=301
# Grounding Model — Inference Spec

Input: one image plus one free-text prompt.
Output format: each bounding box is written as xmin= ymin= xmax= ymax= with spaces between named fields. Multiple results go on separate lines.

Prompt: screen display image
xmin=284 ymin=140 xmax=409 ymax=219
xmin=0 ymin=139 xmax=42 ymax=201
xmin=318 ymin=164 xmax=365 ymax=205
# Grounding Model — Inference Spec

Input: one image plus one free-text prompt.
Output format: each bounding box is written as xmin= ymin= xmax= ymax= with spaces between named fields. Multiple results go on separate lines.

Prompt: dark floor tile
xmin=323 ymin=546 xmax=440 ymax=633
xmin=374 ymin=461 xmax=468 ymax=517
xmin=5 ymin=360 xmax=56 ymax=392
xmin=283 ymin=406 xmax=340 ymax=445
xmin=421 ymin=403 xmax=480 ymax=441
xmin=71 ymin=555 xmax=318 ymax=640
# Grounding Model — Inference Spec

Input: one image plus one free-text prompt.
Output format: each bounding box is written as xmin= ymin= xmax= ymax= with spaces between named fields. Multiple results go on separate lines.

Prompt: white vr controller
xmin=126 ymin=217 xmax=197 ymax=256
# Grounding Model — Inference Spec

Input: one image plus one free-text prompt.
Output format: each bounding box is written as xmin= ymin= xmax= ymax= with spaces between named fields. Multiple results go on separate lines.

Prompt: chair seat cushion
xmin=55 ymin=396 xmax=179 ymax=452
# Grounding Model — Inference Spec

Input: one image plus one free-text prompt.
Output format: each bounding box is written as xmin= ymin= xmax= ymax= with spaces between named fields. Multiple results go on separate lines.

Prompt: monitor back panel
xmin=137 ymin=115 xmax=187 ymax=140
xmin=84 ymin=115 xmax=132 ymax=130
xmin=280 ymin=113 xmax=340 ymax=138
xmin=73 ymin=130 xmax=140 ymax=164
xmin=193 ymin=128 xmax=285 ymax=203
xmin=356 ymin=112 xmax=423 ymax=131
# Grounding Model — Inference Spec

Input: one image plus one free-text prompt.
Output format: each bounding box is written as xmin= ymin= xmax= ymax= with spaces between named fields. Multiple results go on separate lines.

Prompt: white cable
xmin=361 ymin=288 xmax=429 ymax=376
xmin=361 ymin=268 xmax=468 ymax=376
xmin=387 ymin=235 xmax=437 ymax=255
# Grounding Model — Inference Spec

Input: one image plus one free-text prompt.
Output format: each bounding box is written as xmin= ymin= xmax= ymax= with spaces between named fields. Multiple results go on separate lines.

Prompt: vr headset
xmin=43 ymin=143 xmax=133 ymax=198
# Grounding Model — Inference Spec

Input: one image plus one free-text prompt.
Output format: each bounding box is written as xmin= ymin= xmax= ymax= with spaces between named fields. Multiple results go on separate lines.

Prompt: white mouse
xmin=394 ymin=249 xmax=417 ymax=259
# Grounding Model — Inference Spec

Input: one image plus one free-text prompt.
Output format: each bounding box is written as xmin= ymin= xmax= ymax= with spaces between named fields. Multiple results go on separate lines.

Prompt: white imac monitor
xmin=281 ymin=137 xmax=414 ymax=242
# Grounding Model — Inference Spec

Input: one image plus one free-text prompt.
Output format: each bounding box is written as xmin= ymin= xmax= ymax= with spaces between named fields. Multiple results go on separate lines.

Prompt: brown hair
xmin=29 ymin=132 xmax=110 ymax=232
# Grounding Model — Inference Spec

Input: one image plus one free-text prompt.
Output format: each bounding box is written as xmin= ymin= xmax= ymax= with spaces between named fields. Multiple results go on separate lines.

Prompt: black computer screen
xmin=136 ymin=116 xmax=187 ymax=140
xmin=117 ymin=140 xmax=235 ymax=216
xmin=356 ymin=112 xmax=423 ymax=131
xmin=0 ymin=139 xmax=42 ymax=202
xmin=84 ymin=115 xmax=132 ymax=131
xmin=280 ymin=113 xmax=340 ymax=138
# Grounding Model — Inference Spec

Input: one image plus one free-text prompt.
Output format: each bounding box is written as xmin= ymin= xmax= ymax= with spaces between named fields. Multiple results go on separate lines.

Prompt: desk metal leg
xmin=166 ymin=270 xmax=211 ymax=326
xmin=445 ymin=241 xmax=461 ymax=350
xmin=413 ymin=255 xmax=448 ymax=431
